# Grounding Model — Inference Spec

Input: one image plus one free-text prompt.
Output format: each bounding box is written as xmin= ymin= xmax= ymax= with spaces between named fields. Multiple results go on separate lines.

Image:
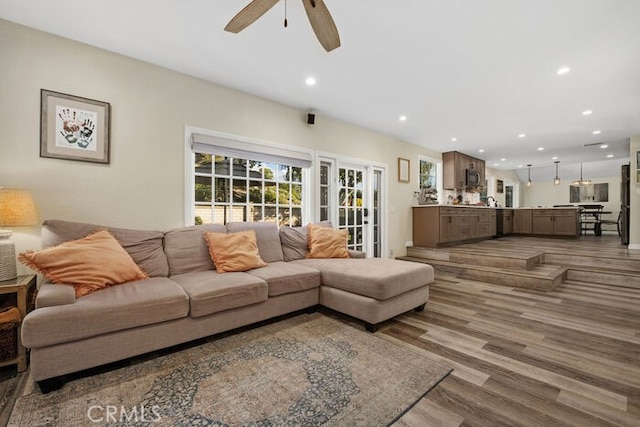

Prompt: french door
xmin=319 ymin=158 xmax=384 ymax=257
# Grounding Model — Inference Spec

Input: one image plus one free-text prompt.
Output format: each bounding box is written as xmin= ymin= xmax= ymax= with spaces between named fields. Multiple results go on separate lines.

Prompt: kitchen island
xmin=413 ymin=205 xmax=580 ymax=247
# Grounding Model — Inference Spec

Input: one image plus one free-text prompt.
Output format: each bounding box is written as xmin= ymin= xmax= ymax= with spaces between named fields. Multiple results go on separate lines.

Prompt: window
xmin=189 ymin=131 xmax=311 ymax=226
xmin=418 ymin=156 xmax=442 ymax=204
xmin=419 ymin=159 xmax=437 ymax=189
xmin=194 ymin=154 xmax=303 ymax=226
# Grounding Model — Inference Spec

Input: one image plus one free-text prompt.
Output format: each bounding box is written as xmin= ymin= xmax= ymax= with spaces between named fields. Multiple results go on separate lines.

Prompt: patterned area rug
xmin=9 ymin=313 xmax=451 ymax=426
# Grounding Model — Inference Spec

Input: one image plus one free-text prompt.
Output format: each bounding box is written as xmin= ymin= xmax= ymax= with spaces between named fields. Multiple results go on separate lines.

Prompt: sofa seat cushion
xmin=246 ymin=261 xmax=321 ymax=297
xmin=171 ymin=271 xmax=268 ymax=318
xmin=291 ymin=259 xmax=434 ymax=300
xmin=22 ymin=277 xmax=189 ymax=348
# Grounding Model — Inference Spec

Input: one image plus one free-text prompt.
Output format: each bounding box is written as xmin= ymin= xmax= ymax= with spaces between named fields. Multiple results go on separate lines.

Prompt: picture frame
xmin=398 ymin=158 xmax=410 ymax=183
xmin=496 ymin=179 xmax=504 ymax=193
xmin=40 ymin=89 xmax=110 ymax=164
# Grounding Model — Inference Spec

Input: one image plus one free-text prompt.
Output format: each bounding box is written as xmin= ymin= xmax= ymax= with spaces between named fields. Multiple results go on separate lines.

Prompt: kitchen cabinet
xmin=413 ymin=206 xmax=496 ymax=247
xmin=515 ymin=208 xmax=579 ymax=236
xmin=513 ymin=209 xmax=532 ymax=234
xmin=532 ymin=209 xmax=579 ymax=236
xmin=442 ymin=151 xmax=485 ymax=191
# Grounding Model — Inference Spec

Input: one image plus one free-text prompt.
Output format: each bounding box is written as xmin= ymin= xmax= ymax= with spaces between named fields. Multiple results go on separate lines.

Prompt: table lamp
xmin=0 ymin=188 xmax=38 ymax=281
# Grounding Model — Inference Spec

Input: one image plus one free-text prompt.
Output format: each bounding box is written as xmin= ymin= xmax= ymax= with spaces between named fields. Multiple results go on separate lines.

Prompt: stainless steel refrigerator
xmin=621 ymin=164 xmax=630 ymax=245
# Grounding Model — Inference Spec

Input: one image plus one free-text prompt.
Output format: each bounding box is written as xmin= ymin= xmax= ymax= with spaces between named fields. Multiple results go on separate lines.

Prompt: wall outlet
xmin=405 ymin=240 xmax=413 ymax=247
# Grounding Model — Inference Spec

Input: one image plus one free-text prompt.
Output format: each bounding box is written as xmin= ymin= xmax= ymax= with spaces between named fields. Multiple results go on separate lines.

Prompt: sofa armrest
xmin=36 ymin=282 xmax=76 ymax=308
xmin=348 ymin=250 xmax=366 ymax=259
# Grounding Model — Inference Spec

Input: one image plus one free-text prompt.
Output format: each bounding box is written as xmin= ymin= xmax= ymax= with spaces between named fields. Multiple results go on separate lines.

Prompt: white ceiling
xmin=2 ymin=0 xmax=639 ymax=175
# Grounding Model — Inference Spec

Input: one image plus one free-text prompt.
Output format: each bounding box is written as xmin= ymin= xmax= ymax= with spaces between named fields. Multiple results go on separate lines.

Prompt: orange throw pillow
xmin=204 ymin=230 xmax=267 ymax=273
xmin=307 ymin=223 xmax=349 ymax=259
xmin=19 ymin=230 xmax=148 ymax=297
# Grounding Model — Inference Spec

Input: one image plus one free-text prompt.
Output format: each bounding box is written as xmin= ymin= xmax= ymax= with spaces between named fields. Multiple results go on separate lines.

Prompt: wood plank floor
xmin=390 ymin=236 xmax=640 ymax=426
xmin=1 ymin=236 xmax=638 ymax=426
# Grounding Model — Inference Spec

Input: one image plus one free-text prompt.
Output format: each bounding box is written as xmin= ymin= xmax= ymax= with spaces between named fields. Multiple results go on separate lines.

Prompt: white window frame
xmin=184 ymin=126 xmax=314 ymax=226
xmin=418 ymin=154 xmax=443 ymax=204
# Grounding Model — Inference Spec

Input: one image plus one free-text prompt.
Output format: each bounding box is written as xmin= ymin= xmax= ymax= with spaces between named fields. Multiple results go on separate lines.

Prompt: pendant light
xmin=553 ymin=161 xmax=561 ymax=186
xmin=572 ymin=163 xmax=591 ymax=186
xmin=526 ymin=164 xmax=532 ymax=187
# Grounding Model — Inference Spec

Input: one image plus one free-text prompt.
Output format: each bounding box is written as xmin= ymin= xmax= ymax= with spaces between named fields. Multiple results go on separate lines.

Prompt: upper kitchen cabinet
xmin=443 ymin=151 xmax=485 ymax=191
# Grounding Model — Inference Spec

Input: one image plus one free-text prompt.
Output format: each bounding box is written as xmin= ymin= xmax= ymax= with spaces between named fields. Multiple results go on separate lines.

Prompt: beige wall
xmin=522 ymin=177 xmax=621 ymax=213
xmin=630 ymin=136 xmax=640 ymax=249
xmin=0 ymin=19 xmax=441 ymax=273
xmin=485 ymin=168 xmax=522 ymax=207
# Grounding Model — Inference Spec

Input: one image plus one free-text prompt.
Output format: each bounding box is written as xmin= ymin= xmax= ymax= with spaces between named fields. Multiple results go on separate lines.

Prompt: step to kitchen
xmin=399 ymin=255 xmax=566 ymax=291
xmin=406 ymin=246 xmax=544 ymax=270
xmin=400 ymin=235 xmax=638 ymax=291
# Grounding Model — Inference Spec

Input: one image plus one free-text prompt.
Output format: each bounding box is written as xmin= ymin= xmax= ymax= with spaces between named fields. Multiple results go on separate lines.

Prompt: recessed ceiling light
xmin=600 ymin=144 xmax=608 ymax=149
xmin=493 ymin=163 xmax=499 ymax=167
xmin=518 ymin=134 xmax=526 ymax=138
xmin=478 ymin=149 xmax=485 ymax=153
xmin=399 ymin=115 xmax=407 ymax=122
xmin=592 ymin=130 xmax=601 ymax=135
xmin=557 ymin=66 xmax=571 ymax=75
xmin=500 ymin=158 xmax=507 ymax=162
xmin=537 ymin=147 xmax=545 ymax=151
xmin=582 ymin=110 xmax=592 ymax=116
xmin=607 ymin=154 xmax=614 ymax=158
xmin=305 ymin=76 xmax=316 ymax=86
xmin=518 ymin=164 xmax=524 ymax=168
xmin=451 ymin=137 xmax=457 ymax=142
xmin=552 ymin=156 xmax=559 ymax=160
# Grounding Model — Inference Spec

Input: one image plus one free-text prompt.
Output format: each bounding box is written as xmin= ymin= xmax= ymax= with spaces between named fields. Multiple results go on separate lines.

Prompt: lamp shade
xmin=0 ymin=188 xmax=38 ymax=227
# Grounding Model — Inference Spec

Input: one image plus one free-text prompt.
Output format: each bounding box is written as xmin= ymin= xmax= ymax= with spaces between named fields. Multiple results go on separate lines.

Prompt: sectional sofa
xmin=20 ymin=219 xmax=434 ymax=392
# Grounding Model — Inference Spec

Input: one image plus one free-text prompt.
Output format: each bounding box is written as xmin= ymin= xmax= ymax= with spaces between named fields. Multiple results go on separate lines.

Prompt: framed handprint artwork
xmin=40 ymin=89 xmax=110 ymax=164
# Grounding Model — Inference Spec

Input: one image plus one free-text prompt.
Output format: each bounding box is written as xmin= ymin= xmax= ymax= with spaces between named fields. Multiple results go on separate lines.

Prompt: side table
xmin=0 ymin=274 xmax=36 ymax=372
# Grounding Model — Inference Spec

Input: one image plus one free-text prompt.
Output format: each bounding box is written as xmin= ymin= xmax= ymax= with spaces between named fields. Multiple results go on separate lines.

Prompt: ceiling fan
xmin=225 ymin=0 xmax=341 ymax=52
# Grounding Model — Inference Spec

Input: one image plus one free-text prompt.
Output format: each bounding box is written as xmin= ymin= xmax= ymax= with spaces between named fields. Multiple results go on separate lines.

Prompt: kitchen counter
xmin=412 ymin=206 xmax=580 ymax=247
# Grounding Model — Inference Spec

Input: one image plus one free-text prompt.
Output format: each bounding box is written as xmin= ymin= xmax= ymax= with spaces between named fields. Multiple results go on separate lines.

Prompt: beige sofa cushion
xmin=226 ymin=222 xmax=284 ymax=262
xmin=292 ymin=258 xmax=434 ymax=300
xmin=164 ymin=224 xmax=226 ymax=276
xmin=307 ymin=224 xmax=349 ymax=259
xmin=204 ymin=230 xmax=267 ymax=273
xmin=279 ymin=221 xmax=332 ymax=261
xmin=246 ymin=261 xmax=321 ymax=297
xmin=21 ymin=277 xmax=189 ymax=348
xmin=42 ymin=219 xmax=168 ymax=277
xmin=20 ymin=230 xmax=148 ymax=297
xmin=171 ymin=270 xmax=268 ymax=318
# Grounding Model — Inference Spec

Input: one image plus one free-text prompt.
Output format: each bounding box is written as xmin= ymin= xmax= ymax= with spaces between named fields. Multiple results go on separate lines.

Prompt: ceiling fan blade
xmin=302 ymin=0 xmax=341 ymax=52
xmin=225 ymin=0 xmax=280 ymax=33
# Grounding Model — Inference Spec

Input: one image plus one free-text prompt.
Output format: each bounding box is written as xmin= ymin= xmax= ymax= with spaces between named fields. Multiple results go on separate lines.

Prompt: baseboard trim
xmin=629 ymin=243 xmax=640 ymax=250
